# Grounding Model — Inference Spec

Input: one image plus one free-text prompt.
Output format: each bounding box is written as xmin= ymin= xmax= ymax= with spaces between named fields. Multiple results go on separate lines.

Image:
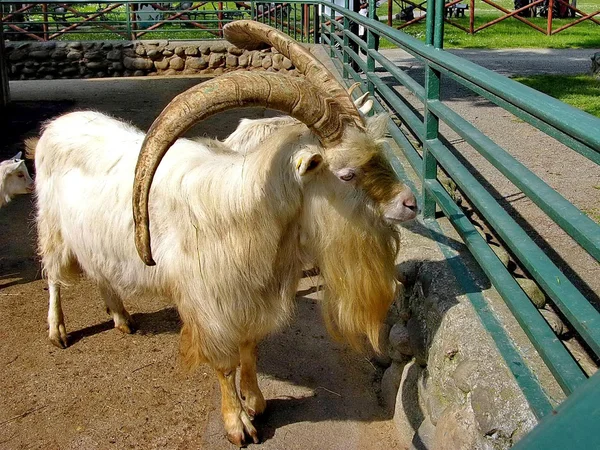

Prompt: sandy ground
xmin=0 ymin=78 xmax=400 ymax=450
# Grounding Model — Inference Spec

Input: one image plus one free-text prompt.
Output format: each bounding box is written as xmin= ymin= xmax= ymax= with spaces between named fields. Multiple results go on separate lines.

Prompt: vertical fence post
xmin=422 ymin=0 xmax=444 ymax=219
xmin=42 ymin=3 xmax=49 ymax=41
xmin=313 ymin=5 xmax=320 ymax=43
xmin=0 ymin=24 xmax=10 ymax=109
xmin=469 ymin=0 xmax=474 ymax=34
xmin=218 ymin=1 xmax=224 ymax=37
xmin=388 ymin=0 xmax=392 ymax=26
xmin=366 ymin=0 xmax=376 ymax=96
xmin=330 ymin=6 xmax=336 ymax=56
xmin=343 ymin=0 xmax=350 ymax=78
xmin=547 ymin=0 xmax=553 ymax=35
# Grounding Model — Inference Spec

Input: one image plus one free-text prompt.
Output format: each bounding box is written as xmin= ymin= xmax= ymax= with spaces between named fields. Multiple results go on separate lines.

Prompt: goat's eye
xmin=17 ymin=173 xmax=25 ymax=178
xmin=340 ymin=172 xmax=355 ymax=182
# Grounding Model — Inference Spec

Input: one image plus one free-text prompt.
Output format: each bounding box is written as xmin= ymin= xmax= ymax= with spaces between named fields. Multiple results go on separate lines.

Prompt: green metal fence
xmin=316 ymin=0 xmax=600 ymax=444
xmin=0 ymin=1 xmax=321 ymax=42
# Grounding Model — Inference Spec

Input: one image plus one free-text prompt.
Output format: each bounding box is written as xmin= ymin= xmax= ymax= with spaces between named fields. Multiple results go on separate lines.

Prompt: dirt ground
xmin=0 ymin=78 xmax=399 ymax=450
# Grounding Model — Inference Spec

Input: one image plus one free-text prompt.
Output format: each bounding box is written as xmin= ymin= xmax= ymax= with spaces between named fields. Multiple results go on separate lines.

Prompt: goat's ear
xmin=365 ymin=113 xmax=389 ymax=140
xmin=296 ymin=152 xmax=323 ymax=178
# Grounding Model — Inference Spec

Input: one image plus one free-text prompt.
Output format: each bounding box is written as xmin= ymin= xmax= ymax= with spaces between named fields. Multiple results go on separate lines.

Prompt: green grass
xmin=376 ymin=0 xmax=600 ymax=48
xmin=512 ymin=75 xmax=600 ymax=117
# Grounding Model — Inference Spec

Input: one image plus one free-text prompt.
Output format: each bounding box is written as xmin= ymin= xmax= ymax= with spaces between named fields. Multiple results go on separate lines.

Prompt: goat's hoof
xmin=49 ymin=325 xmax=68 ymax=349
xmin=225 ymin=411 xmax=260 ymax=447
xmin=116 ymin=320 xmax=136 ymax=335
xmin=114 ymin=314 xmax=137 ymax=334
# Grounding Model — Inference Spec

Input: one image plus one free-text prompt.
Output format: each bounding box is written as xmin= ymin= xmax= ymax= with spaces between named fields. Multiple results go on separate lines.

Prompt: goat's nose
xmin=400 ymin=188 xmax=417 ymax=211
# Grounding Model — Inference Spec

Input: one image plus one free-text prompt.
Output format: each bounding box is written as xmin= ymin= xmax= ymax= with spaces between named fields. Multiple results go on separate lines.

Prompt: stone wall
xmin=375 ymin=219 xmax=543 ymax=449
xmin=4 ymin=40 xmax=297 ymax=80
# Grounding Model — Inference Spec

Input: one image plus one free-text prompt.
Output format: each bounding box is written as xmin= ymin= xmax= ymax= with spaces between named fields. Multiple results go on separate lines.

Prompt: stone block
xmin=169 ymin=56 xmax=185 ymax=71
xmin=185 ymin=57 xmax=207 ymax=70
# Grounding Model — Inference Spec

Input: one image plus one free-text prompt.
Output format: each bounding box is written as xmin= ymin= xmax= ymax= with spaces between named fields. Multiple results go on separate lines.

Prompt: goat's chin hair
xmin=307 ymin=198 xmax=399 ymax=353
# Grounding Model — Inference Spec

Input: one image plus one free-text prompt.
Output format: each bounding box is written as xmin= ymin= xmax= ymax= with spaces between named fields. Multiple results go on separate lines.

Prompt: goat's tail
xmin=24 ymin=137 xmax=39 ymax=160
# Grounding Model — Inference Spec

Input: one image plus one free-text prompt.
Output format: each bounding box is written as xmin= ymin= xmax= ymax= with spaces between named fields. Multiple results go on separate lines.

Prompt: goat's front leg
xmin=217 ymin=366 xmax=259 ymax=447
xmin=48 ymin=280 xmax=68 ymax=348
xmin=239 ymin=341 xmax=266 ymax=418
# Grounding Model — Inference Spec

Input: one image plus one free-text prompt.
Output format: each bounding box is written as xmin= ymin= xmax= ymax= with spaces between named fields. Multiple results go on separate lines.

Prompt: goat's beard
xmin=303 ymin=196 xmax=399 ymax=353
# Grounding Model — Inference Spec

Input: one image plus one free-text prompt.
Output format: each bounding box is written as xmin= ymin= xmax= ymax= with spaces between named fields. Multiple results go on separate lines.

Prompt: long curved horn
xmin=223 ymin=20 xmax=363 ymax=128
xmin=133 ymin=71 xmax=357 ymax=266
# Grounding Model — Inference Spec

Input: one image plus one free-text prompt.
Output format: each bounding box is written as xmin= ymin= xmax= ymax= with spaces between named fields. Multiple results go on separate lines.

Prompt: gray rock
xmin=406 ymin=317 xmax=428 ymax=367
xmin=22 ymin=67 xmax=36 ymax=75
xmin=174 ymin=46 xmax=185 ymax=57
xmin=147 ymin=49 xmax=161 ymax=60
xmin=238 ymin=53 xmax=249 ymax=67
xmin=185 ymin=57 xmax=207 ymax=70
xmin=210 ymin=42 xmax=227 ymax=53
xmin=82 ymin=42 xmax=94 ymax=51
xmin=251 ymin=52 xmax=263 ymax=68
xmin=111 ymin=62 xmax=124 ymax=71
xmin=411 ymin=416 xmax=436 ymax=450
xmin=123 ymin=56 xmax=153 ymax=71
xmin=228 ymin=46 xmax=244 ymax=56
xmin=209 ymin=53 xmax=225 ymax=69
xmin=516 ymin=278 xmax=546 ymax=308
xmin=122 ymin=48 xmax=136 ymax=58
xmin=540 ymin=308 xmax=568 ymax=337
xmin=393 ymin=360 xmax=425 ymax=445
xmin=163 ymin=50 xmax=174 ymax=57
xmin=8 ymin=50 xmax=27 ymax=62
xmin=84 ymin=50 xmax=103 ymax=61
xmin=388 ymin=322 xmax=413 ymax=361
xmin=592 ymin=52 xmax=600 ymax=78
xmin=51 ymin=49 xmax=68 ymax=60
xmin=563 ymin=338 xmax=598 ymax=377
xmin=282 ymin=56 xmax=293 ymax=70
xmin=184 ymin=46 xmax=199 ymax=56
xmin=101 ymin=43 xmax=113 ymax=51
xmin=225 ymin=54 xmax=238 ymax=68
xmin=67 ymin=51 xmax=82 ymax=61
xmin=86 ymin=61 xmax=107 ymax=70
xmin=135 ymin=44 xmax=146 ymax=56
xmin=451 ymin=359 xmax=478 ymax=393
xmin=214 ymin=67 xmax=224 ymax=75
xmin=95 ymin=71 xmax=106 ymax=78
xmin=433 ymin=404 xmax=481 ymax=450
xmin=106 ymin=49 xmax=122 ymax=61
xmin=67 ymin=42 xmax=82 ymax=49
xmin=272 ymin=53 xmax=284 ymax=70
xmin=381 ymin=361 xmax=406 ymax=412
xmin=262 ymin=55 xmax=272 ymax=69
xmin=61 ymin=66 xmax=78 ymax=75
xmin=169 ymin=56 xmax=185 ymax=71
xmin=30 ymin=50 xmax=50 ymax=60
xmin=154 ymin=58 xmax=170 ymax=70
xmin=133 ymin=70 xmax=146 ymax=77
xmin=198 ymin=43 xmax=211 ymax=54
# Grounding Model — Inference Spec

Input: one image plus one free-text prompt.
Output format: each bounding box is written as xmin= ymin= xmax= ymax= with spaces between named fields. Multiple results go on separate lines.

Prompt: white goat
xmin=0 ymin=151 xmax=34 ymax=207
xmin=32 ymin=21 xmax=417 ymax=447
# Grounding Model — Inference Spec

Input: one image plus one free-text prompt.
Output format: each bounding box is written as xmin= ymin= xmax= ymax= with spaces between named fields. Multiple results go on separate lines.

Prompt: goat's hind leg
xmin=99 ymin=283 xmax=136 ymax=334
xmin=48 ymin=280 xmax=68 ymax=348
xmin=240 ymin=341 xmax=266 ymax=418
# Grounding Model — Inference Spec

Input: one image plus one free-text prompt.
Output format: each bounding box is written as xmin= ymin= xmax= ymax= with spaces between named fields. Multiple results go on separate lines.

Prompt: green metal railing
xmin=317 ymin=0 xmax=600 ymax=441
